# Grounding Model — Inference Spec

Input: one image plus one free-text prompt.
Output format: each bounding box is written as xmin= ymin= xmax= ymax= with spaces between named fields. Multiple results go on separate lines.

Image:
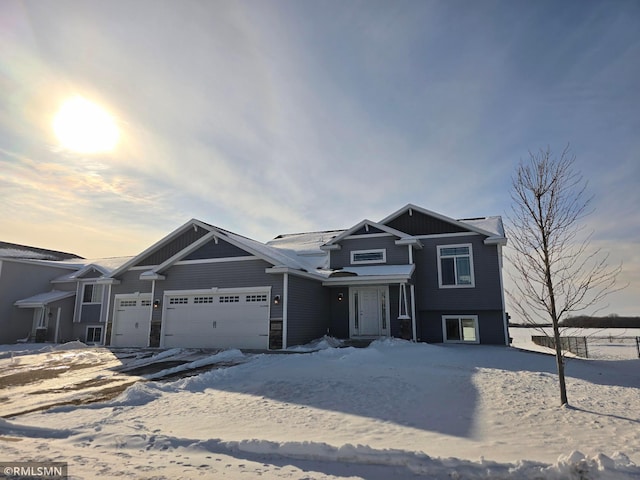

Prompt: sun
xmin=53 ymin=96 xmax=120 ymax=154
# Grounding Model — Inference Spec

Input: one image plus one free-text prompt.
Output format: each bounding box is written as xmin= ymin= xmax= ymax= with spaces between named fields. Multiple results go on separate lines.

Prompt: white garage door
xmin=162 ymin=289 xmax=270 ymax=349
xmin=111 ymin=295 xmax=152 ymax=347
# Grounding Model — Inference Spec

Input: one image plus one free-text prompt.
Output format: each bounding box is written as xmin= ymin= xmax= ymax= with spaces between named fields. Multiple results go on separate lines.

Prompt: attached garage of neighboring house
xmin=110 ymin=294 xmax=152 ymax=347
xmin=160 ymin=288 xmax=271 ymax=349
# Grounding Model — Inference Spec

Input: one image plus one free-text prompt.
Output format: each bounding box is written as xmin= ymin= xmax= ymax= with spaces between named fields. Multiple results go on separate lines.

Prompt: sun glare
xmin=53 ymin=96 xmax=120 ymax=154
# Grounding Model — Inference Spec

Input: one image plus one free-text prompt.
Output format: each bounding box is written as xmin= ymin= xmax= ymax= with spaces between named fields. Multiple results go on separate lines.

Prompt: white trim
xmin=497 ymin=245 xmax=510 ymax=346
xmin=350 ymin=249 xmax=386 ymax=265
xmin=407 ymin=245 xmax=413 ymax=265
xmin=349 ymin=286 xmax=390 ymax=338
xmin=436 ymin=243 xmax=475 ymax=289
xmin=175 ymin=256 xmax=256 ymax=266
xmin=282 ymin=273 xmax=288 ymax=349
xmin=442 ymin=315 xmax=480 ymax=344
xmin=54 ymin=307 xmax=61 ymax=343
xmin=265 ymin=266 xmax=325 ymax=281
xmin=410 ymin=284 xmax=417 ymax=342
xmin=129 ymin=265 xmax=156 ymax=270
xmin=322 ymin=219 xmax=408 ymax=247
xmin=85 ymin=325 xmax=104 ymax=345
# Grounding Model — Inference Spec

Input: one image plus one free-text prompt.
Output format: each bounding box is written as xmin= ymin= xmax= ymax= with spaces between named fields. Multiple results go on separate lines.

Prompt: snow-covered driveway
xmin=1 ymin=339 xmax=639 ymax=479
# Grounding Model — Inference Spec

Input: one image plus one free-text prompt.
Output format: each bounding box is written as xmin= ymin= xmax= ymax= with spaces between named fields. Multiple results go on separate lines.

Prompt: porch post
xmin=410 ymin=284 xmax=417 ymax=342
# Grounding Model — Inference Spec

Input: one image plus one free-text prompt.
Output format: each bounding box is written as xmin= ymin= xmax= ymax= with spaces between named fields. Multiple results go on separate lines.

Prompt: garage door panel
xmin=111 ymin=297 xmax=151 ymax=347
xmin=163 ymin=291 xmax=269 ymax=349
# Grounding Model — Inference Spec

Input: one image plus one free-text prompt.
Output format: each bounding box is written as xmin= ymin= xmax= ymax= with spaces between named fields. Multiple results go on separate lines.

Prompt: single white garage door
xmin=111 ymin=295 xmax=152 ymax=347
xmin=162 ymin=289 xmax=270 ymax=349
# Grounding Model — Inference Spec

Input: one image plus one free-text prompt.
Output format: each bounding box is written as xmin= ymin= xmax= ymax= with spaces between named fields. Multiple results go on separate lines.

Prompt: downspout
xmin=282 ymin=273 xmax=288 ymax=349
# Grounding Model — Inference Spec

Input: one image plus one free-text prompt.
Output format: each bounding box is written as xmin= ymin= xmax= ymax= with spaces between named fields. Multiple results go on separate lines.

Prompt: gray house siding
xmin=0 ymin=260 xmax=77 ymax=344
xmin=330 ymin=236 xmax=409 ymax=269
xmin=52 ymin=296 xmax=77 ymax=343
xmin=412 ymin=235 xmax=503 ymax=312
xmin=286 ymin=275 xmax=330 ymax=347
xmin=184 ymin=238 xmax=250 ymax=260
xmin=328 ymin=286 xmax=349 ymax=338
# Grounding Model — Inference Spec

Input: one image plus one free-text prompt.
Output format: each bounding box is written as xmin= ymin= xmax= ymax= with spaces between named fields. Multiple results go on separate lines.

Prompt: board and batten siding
xmin=183 ymin=238 xmax=250 ymax=260
xmin=286 ymin=275 xmax=330 ymax=347
xmin=330 ymin=236 xmax=409 ymax=269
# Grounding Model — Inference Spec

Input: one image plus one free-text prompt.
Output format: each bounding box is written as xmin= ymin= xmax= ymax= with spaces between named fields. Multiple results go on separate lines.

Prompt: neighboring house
xmin=0 ymin=240 xmax=133 ymax=345
xmin=0 ymin=242 xmax=82 ymax=344
xmin=99 ymin=204 xmax=508 ymax=349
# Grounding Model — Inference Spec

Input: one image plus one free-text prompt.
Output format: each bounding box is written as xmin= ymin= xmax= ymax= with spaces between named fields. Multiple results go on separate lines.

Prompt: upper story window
xmin=437 ymin=244 xmax=474 ymax=288
xmin=350 ymin=249 xmax=386 ymax=265
xmin=82 ymin=284 xmax=104 ymax=304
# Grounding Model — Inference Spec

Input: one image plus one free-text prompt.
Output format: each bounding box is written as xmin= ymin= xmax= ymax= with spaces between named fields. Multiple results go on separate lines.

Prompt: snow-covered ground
xmin=0 ymin=333 xmax=639 ymax=479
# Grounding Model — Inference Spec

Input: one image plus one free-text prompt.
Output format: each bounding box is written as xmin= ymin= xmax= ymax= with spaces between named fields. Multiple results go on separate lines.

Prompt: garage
xmin=110 ymin=295 xmax=152 ymax=347
xmin=161 ymin=288 xmax=270 ymax=349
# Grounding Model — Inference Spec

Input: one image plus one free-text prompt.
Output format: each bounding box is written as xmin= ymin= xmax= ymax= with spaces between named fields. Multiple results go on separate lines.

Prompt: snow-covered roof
xmin=320 ymin=264 xmax=415 ymax=284
xmin=267 ymin=230 xmax=344 ymax=256
xmin=457 ymin=216 xmax=505 ymax=239
xmin=52 ymin=257 xmax=135 ymax=282
xmin=14 ymin=290 xmax=76 ymax=308
xmin=0 ymin=241 xmax=82 ymax=262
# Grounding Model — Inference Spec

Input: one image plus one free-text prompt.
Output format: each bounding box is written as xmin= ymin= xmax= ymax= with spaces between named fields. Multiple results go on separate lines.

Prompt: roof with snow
xmin=0 ymin=241 xmax=82 ymax=261
xmin=14 ymin=290 xmax=76 ymax=308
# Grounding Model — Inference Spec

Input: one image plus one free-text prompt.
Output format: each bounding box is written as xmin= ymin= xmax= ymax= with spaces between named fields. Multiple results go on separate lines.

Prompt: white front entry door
xmin=350 ymin=286 xmax=389 ymax=337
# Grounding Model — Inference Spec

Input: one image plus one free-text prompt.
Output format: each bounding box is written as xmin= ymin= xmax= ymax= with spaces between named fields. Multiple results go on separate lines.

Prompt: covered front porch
xmin=322 ymin=265 xmax=416 ymax=342
xmin=13 ymin=290 xmax=75 ymax=343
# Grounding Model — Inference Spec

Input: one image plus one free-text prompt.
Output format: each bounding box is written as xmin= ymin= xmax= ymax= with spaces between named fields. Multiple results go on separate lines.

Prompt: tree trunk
xmin=551 ymin=319 xmax=568 ymax=405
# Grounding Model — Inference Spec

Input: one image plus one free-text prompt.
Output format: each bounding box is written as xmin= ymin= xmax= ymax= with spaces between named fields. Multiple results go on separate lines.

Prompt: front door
xmin=350 ymin=286 xmax=389 ymax=337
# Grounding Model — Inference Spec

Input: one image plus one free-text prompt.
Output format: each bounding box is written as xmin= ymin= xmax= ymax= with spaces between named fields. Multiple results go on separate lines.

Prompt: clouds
xmin=0 ymin=0 xmax=638 ymax=312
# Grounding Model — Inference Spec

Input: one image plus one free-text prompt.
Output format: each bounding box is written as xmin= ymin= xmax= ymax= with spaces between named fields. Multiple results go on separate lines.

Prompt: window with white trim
xmin=86 ymin=326 xmax=103 ymax=344
xmin=350 ymin=249 xmax=386 ymax=265
xmin=437 ymin=244 xmax=474 ymax=287
xmin=82 ymin=284 xmax=104 ymax=303
xmin=120 ymin=300 xmax=137 ymax=307
xmin=443 ymin=316 xmax=478 ymax=343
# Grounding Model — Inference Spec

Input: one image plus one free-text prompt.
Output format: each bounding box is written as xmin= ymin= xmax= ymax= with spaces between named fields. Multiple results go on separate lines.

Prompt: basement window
xmin=443 ymin=316 xmax=479 ymax=343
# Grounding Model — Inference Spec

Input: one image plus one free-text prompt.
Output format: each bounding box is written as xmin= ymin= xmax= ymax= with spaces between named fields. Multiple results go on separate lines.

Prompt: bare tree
xmin=507 ymin=145 xmax=622 ymax=406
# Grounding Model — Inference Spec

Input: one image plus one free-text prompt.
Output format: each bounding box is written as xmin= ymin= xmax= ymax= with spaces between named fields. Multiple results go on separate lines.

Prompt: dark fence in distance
xmin=532 ymin=336 xmax=589 ymax=357
xmin=531 ymin=335 xmax=640 ymax=359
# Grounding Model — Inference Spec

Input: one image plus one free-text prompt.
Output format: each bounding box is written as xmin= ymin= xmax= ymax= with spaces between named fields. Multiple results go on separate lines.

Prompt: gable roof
xmin=380 ymin=204 xmax=506 ymax=244
xmin=320 ymin=219 xmax=413 ymax=249
xmin=52 ymin=257 xmax=133 ymax=283
xmin=0 ymin=241 xmax=82 ymax=261
xmin=14 ymin=290 xmax=76 ymax=308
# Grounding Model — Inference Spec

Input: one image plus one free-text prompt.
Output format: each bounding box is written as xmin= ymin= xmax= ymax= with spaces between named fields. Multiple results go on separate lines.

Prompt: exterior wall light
xmin=153 ymin=299 xmax=160 ymax=309
xmin=273 ymin=295 xmax=281 ymax=305
xmin=337 ymin=292 xmax=344 ymax=302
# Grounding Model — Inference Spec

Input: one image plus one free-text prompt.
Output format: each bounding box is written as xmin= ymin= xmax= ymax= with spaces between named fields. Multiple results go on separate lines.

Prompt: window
xmin=350 ymin=249 xmax=386 ymax=265
xmin=169 ymin=297 xmax=189 ymax=305
xmin=443 ymin=316 xmax=478 ymax=343
xmin=437 ymin=244 xmax=474 ymax=287
xmin=246 ymin=294 xmax=268 ymax=303
xmin=219 ymin=295 xmax=239 ymax=303
xmin=194 ymin=296 xmax=214 ymax=304
xmin=82 ymin=284 xmax=104 ymax=303
xmin=86 ymin=326 xmax=103 ymax=344
xmin=120 ymin=300 xmax=137 ymax=307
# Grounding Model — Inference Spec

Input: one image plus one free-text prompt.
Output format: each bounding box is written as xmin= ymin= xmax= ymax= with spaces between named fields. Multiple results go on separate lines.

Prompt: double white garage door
xmin=111 ymin=289 xmax=270 ymax=349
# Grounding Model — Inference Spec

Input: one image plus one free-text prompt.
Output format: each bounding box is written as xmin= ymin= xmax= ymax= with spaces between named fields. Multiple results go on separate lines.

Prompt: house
xmin=1 ymin=242 xmax=132 ymax=345
xmin=98 ymin=204 xmax=508 ymax=349
xmin=0 ymin=242 xmax=82 ymax=344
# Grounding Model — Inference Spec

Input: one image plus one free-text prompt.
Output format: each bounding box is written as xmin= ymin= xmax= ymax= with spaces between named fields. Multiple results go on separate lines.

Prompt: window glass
xmin=83 ymin=284 xmax=103 ymax=303
xmin=441 ymin=258 xmax=456 ymax=285
xmin=443 ymin=316 xmax=478 ymax=343
xmin=445 ymin=318 xmax=461 ymax=341
xmin=438 ymin=244 xmax=474 ymax=287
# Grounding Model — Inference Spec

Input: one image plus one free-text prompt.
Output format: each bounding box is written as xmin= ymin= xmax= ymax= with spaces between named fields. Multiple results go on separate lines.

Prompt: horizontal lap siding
xmin=152 ymin=259 xmax=283 ymax=322
xmin=287 ymin=276 xmax=329 ymax=347
xmin=330 ymin=236 xmax=408 ymax=269
xmin=413 ymin=235 xmax=503 ymax=312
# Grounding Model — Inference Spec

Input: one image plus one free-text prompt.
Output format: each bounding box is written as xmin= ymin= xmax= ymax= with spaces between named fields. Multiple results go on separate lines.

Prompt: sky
xmin=0 ymin=0 xmax=638 ymax=316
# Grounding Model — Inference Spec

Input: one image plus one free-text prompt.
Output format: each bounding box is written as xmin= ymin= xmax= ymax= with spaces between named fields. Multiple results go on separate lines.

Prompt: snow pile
xmin=1 ymin=339 xmax=638 ymax=479
xmin=286 ymin=335 xmax=345 ymax=352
